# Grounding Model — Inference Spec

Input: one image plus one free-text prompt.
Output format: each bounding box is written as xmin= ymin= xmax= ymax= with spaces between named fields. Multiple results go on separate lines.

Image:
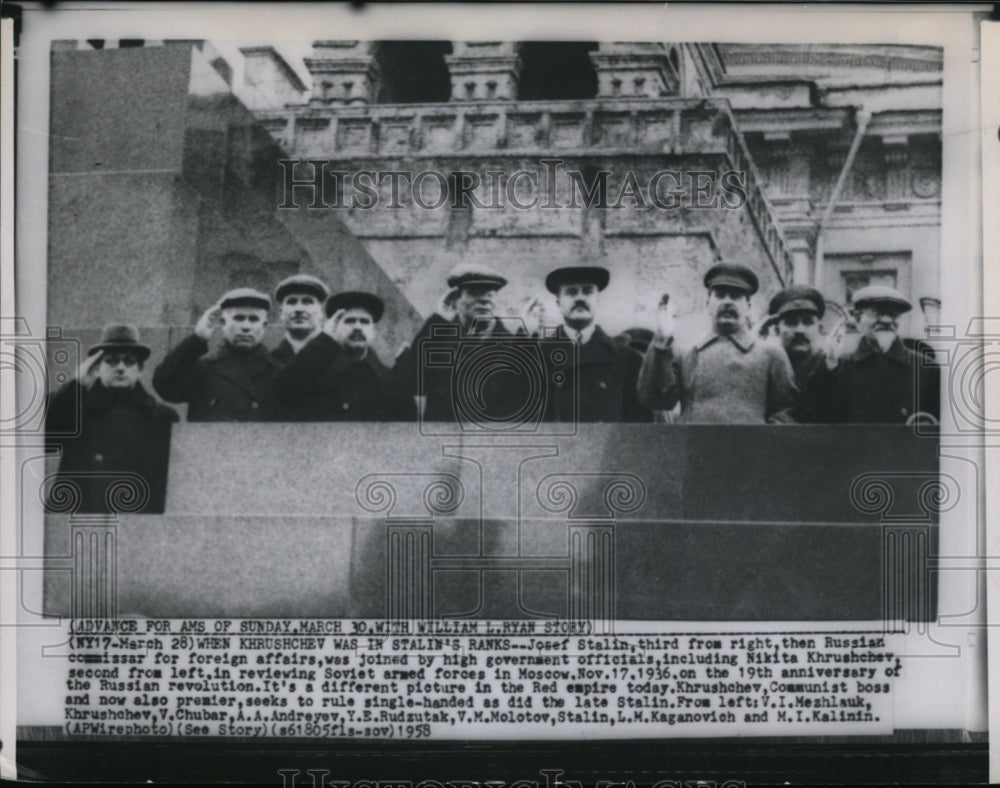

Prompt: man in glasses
xmin=638 ymin=263 xmax=796 ymax=424
xmin=826 ymin=285 xmax=939 ymax=424
xmin=45 ymin=325 xmax=179 ymax=513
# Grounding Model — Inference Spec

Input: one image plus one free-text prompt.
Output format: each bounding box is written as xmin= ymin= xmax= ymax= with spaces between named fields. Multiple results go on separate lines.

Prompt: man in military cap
xmin=543 ymin=266 xmax=650 ymax=423
xmin=826 ymin=285 xmax=939 ymax=423
xmin=276 ymin=291 xmax=415 ymax=421
xmin=768 ymin=285 xmax=836 ymax=422
xmin=271 ymin=274 xmax=330 ymax=364
xmin=638 ymin=263 xmax=796 ymax=423
xmin=153 ymin=288 xmax=285 ymax=421
xmin=392 ymin=262 xmax=530 ymax=424
xmin=46 ymin=325 xmax=179 ymax=513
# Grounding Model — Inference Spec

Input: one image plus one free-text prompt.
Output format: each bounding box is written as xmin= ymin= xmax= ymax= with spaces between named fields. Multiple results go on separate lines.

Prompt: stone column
xmin=445 ymin=42 xmax=522 ymax=101
xmin=589 ymin=42 xmax=678 ymax=99
xmin=304 ymin=41 xmax=380 ymax=106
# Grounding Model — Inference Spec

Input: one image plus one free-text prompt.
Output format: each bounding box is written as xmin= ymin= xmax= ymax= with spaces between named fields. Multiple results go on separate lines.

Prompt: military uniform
xmin=638 ymin=330 xmax=796 ymax=424
xmin=638 ymin=262 xmax=796 ymax=424
xmin=790 ymin=349 xmax=836 ymax=423
xmin=767 ymin=285 xmax=835 ymax=423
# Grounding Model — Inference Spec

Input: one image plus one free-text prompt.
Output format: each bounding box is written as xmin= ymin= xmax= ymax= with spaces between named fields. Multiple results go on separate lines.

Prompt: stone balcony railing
xmin=255 ymin=97 xmax=795 ymax=283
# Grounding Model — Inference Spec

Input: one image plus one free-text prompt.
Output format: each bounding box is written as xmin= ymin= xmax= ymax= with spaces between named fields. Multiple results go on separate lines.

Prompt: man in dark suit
xmin=276 ymin=291 xmax=415 ymax=421
xmin=153 ymin=288 xmax=284 ymax=421
xmin=271 ymin=274 xmax=330 ymax=365
xmin=827 ymin=285 xmax=939 ymax=424
xmin=392 ymin=263 xmax=533 ymax=427
xmin=46 ymin=325 xmax=178 ymax=513
xmin=543 ymin=265 xmax=651 ymax=423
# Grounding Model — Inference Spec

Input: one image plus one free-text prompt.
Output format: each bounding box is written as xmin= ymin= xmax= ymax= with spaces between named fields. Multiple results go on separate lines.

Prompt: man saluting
xmin=276 ymin=291 xmax=415 ymax=421
xmin=638 ymin=263 xmax=796 ymax=424
xmin=153 ymin=288 xmax=284 ymax=421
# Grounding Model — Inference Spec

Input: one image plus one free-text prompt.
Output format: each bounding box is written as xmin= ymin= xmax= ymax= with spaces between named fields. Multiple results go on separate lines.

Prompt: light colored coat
xmin=637 ymin=329 xmax=796 ymax=424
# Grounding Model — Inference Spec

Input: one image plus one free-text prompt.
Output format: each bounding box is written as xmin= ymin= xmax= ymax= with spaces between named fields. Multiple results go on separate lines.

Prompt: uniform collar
xmin=696 ymin=328 xmax=755 ymax=353
xmin=853 ymin=334 xmax=910 ymax=364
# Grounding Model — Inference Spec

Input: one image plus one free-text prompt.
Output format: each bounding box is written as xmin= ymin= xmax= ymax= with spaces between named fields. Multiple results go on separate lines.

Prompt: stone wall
xmin=47 ymin=44 xmax=420 ymax=374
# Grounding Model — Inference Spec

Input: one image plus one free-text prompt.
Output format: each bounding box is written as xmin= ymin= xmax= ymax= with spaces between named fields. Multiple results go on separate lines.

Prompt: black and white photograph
xmin=1 ymin=2 xmax=993 ymax=784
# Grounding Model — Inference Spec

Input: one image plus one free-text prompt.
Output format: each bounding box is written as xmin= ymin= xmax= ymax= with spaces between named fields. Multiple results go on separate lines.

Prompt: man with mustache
xmin=543 ymin=265 xmax=650 ymax=423
xmin=275 ymin=291 xmax=415 ymax=421
xmin=392 ymin=263 xmax=529 ymax=425
xmin=638 ymin=263 xmax=796 ymax=423
xmin=153 ymin=288 xmax=285 ymax=421
xmin=767 ymin=285 xmax=836 ymax=422
xmin=271 ymin=274 xmax=330 ymax=364
xmin=46 ymin=325 xmax=178 ymax=513
xmin=827 ymin=285 xmax=939 ymax=423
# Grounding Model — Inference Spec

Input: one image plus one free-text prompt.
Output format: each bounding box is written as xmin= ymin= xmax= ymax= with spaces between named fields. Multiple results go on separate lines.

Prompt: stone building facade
xmin=247 ymin=41 xmax=941 ymax=342
xmin=45 ymin=40 xmax=942 ymax=357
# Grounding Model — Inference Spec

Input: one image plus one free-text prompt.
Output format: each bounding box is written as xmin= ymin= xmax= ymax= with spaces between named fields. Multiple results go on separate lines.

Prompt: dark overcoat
xmin=45 ymin=380 xmax=179 ymax=513
xmin=270 ymin=338 xmax=296 ymax=366
xmin=545 ymin=325 xmax=651 ymax=423
xmin=152 ymin=335 xmax=285 ymax=421
xmin=392 ymin=314 xmax=535 ymax=425
xmin=275 ymin=333 xmax=416 ymax=421
xmin=828 ymin=335 xmax=939 ymax=424
xmin=790 ymin=348 xmax=837 ymax=423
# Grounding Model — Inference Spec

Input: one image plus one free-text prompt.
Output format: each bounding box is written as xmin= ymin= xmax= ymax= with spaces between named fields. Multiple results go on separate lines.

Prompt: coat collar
xmin=205 ymin=342 xmax=281 ymax=395
xmin=852 ymin=334 xmax=911 ymax=365
xmin=271 ymin=338 xmax=295 ymax=365
xmin=329 ymin=344 xmax=391 ymax=378
xmin=556 ymin=324 xmax=617 ymax=362
xmin=86 ymin=380 xmax=159 ymax=412
xmin=560 ymin=323 xmax=597 ymax=345
xmin=695 ymin=328 xmax=755 ymax=353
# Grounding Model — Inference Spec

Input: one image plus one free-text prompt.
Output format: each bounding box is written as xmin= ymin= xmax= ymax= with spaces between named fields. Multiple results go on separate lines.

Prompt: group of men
xmin=46 ymin=260 xmax=938 ymax=511
xmin=639 ymin=263 xmax=939 ymax=425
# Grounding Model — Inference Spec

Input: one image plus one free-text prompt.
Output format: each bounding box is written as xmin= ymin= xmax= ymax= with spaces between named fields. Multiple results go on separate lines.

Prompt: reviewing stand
xmin=43 ymin=423 xmax=940 ymax=621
